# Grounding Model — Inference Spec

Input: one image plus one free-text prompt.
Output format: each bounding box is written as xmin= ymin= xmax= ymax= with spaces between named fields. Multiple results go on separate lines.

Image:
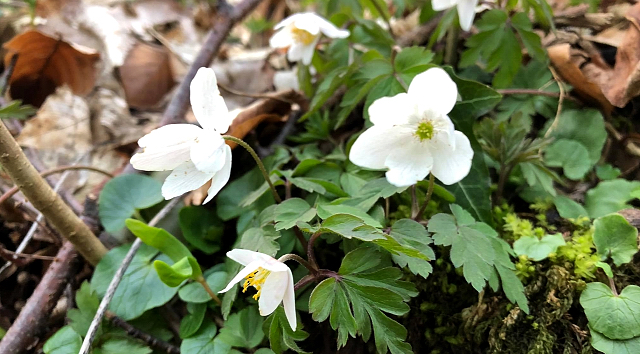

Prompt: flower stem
xmin=223 ymin=135 xmax=282 ymax=203
xmin=196 ymin=276 xmax=222 ymax=305
xmin=307 ymin=231 xmax=323 ymax=270
xmin=278 ymin=253 xmax=317 ymax=273
xmin=414 ymin=174 xmax=435 ymax=221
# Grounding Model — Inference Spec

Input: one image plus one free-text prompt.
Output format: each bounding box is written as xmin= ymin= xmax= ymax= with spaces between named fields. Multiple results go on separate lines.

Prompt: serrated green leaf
xmin=274 ymin=198 xmax=317 ymax=230
xmin=510 ymin=12 xmax=546 ymax=61
xmin=0 ymin=100 xmax=36 ymax=119
xmin=513 ymin=233 xmax=566 ymax=261
xmin=593 ymin=214 xmax=638 ymax=266
xmin=317 ymin=204 xmax=382 ymax=227
xmin=99 ymin=174 xmax=162 ymax=233
xmin=67 ymin=281 xmax=99 ymax=335
xmin=389 ymin=219 xmax=435 ymax=278
xmin=239 ymin=225 xmax=281 ymax=257
xmin=581 ymin=283 xmax=640 ymax=340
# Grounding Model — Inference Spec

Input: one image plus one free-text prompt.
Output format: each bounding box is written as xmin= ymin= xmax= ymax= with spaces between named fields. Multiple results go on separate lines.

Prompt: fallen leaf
xmin=3 ymin=30 xmax=100 ymax=107
xmin=119 ymin=42 xmax=175 ymax=109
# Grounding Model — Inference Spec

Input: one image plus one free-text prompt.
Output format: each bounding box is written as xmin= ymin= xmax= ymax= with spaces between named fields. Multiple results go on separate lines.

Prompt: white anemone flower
xmin=130 ymin=67 xmax=233 ymax=204
xmin=220 ymin=249 xmax=297 ymax=330
xmin=432 ymin=0 xmax=480 ymax=31
xmin=270 ymin=12 xmax=350 ymax=65
xmin=349 ymin=67 xmax=474 ymax=187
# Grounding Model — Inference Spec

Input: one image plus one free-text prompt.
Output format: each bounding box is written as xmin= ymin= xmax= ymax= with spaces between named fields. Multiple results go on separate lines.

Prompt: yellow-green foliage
xmin=554 ymin=226 xmax=599 ymax=280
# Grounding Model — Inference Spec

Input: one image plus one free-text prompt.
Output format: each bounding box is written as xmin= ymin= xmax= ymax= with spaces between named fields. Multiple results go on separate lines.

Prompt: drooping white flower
xmin=349 ymin=67 xmax=473 ymax=187
xmin=432 ymin=0 xmax=480 ymax=31
xmin=130 ymin=67 xmax=233 ymax=204
xmin=270 ymin=12 xmax=350 ymax=65
xmin=219 ymin=249 xmax=297 ymax=330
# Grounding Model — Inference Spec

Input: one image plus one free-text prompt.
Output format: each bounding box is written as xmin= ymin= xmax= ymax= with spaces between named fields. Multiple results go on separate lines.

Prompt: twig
xmin=0 ymin=120 xmax=107 ymax=265
xmin=0 ymin=247 xmax=57 ymax=262
xmin=0 ymin=164 xmax=114 ymax=206
xmin=544 ymin=66 xmax=566 ymax=138
xmin=105 ymin=312 xmax=180 ymax=354
xmin=79 ymin=197 xmax=183 ymax=354
xmin=0 ymin=242 xmax=78 ymax=354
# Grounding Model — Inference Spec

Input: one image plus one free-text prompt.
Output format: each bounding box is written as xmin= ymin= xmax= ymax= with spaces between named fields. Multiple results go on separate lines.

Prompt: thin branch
xmin=105 ymin=312 xmax=180 ymax=354
xmin=0 ymin=164 xmax=114 ymax=206
xmin=544 ymin=66 xmax=566 ymax=138
xmin=79 ymin=197 xmax=183 ymax=354
xmin=0 ymin=120 xmax=107 ymax=265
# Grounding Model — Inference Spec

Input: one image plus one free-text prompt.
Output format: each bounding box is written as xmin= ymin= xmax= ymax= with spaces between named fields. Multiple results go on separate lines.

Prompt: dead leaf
xmin=3 ymin=30 xmax=100 ymax=107
xmin=119 ymin=42 xmax=175 ymax=109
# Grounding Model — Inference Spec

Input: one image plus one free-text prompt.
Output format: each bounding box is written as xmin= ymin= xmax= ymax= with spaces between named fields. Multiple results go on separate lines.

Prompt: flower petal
xmin=316 ymin=17 xmax=350 ymax=38
xmin=218 ymin=261 xmax=262 ymax=293
xmin=293 ymin=13 xmax=322 ymax=35
xmin=282 ymin=268 xmax=297 ymax=330
xmin=130 ymin=124 xmax=201 ymax=171
xmin=202 ymin=144 xmax=232 ymax=204
xmin=258 ymin=271 xmax=288 ymax=316
xmin=269 ymin=28 xmax=294 ymax=49
xmin=349 ymin=125 xmax=411 ymax=170
xmin=227 ymin=249 xmax=274 ymax=266
xmin=432 ymin=0 xmax=458 ymax=11
xmin=408 ymin=67 xmax=458 ymax=115
xmin=430 ymin=131 xmax=474 ymax=185
xmin=368 ymin=93 xmax=417 ymax=127
xmin=384 ymin=140 xmax=434 ymax=187
xmin=190 ymin=67 xmax=231 ymax=133
xmin=161 ymin=161 xmax=213 ymax=200
xmin=457 ymin=0 xmax=479 ymax=31
xmin=190 ymin=129 xmax=226 ymax=174
xmin=274 ymin=13 xmax=304 ymax=30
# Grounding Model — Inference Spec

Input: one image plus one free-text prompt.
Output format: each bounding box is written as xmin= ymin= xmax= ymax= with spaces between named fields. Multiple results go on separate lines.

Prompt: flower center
xmin=291 ymin=27 xmax=317 ymax=45
xmin=243 ymin=267 xmax=271 ymax=300
xmin=414 ymin=121 xmax=435 ymax=141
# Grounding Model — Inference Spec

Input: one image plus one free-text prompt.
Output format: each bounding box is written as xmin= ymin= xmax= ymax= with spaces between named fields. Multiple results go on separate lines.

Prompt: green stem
xmin=223 ymin=135 xmax=282 ymax=203
xmin=197 ymin=276 xmax=222 ymax=305
xmin=414 ymin=174 xmax=435 ymax=221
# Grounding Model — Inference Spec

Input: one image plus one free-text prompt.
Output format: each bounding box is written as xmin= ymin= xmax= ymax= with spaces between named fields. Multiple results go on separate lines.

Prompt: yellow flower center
xmin=291 ymin=27 xmax=317 ymax=45
xmin=243 ymin=267 xmax=271 ymax=300
xmin=414 ymin=121 xmax=435 ymax=141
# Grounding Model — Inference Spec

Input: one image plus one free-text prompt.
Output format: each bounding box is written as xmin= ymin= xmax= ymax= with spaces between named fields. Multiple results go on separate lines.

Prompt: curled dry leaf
xmin=119 ymin=42 xmax=175 ymax=109
xmin=3 ymin=30 xmax=100 ymax=107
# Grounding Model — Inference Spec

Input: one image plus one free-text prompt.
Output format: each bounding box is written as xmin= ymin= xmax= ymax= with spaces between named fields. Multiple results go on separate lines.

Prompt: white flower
xmin=130 ymin=67 xmax=233 ymax=204
xmin=432 ymin=0 xmax=480 ymax=31
xmin=349 ymin=68 xmax=474 ymax=187
xmin=219 ymin=249 xmax=297 ymax=330
xmin=270 ymin=12 xmax=350 ymax=65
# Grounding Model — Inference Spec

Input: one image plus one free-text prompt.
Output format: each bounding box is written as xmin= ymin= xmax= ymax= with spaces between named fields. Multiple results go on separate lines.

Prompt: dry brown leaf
xmin=3 ymin=30 xmax=100 ymax=107
xmin=119 ymin=42 xmax=175 ymax=109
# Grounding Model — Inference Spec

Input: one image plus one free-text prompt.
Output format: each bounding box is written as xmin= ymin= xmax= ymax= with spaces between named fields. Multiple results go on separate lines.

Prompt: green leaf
xmin=544 ymin=139 xmax=592 ymax=180
xmin=393 ymin=46 xmax=434 ymax=83
xmin=585 ymin=179 xmax=640 ymax=218
xmin=513 ymin=233 xmax=566 ymax=261
xmin=178 ymin=271 xmax=227 ymax=303
xmin=302 ymin=66 xmax=351 ymax=120
xmin=264 ymin=306 xmax=309 ymax=354
xmin=593 ymin=214 xmax=639 ymax=266
xmin=553 ymin=196 xmax=588 ymax=219
xmin=154 ymin=257 xmax=194 ymax=287
xmin=510 ymin=12 xmax=546 ymax=61
xmin=180 ymin=320 xmax=230 ymax=354
xmin=317 ymin=204 xmax=382 ymax=228
xmin=309 ymin=278 xmax=357 ymax=348
xmin=91 ymin=243 xmax=178 ymax=320
xmin=596 ymin=261 xmax=614 ymax=278
xmin=43 ymin=326 xmax=82 ymax=354
xmin=388 ymin=219 xmax=435 ymax=278
xmin=597 ymin=164 xmax=622 ymax=180
xmin=429 ymin=205 xmax=496 ymax=291
xmin=581 ymin=282 xmax=640 ymax=340
xmin=98 ymin=339 xmax=152 ymax=354
xmin=180 ymin=303 xmax=207 ymax=338
xmin=239 ymin=225 xmax=281 ymax=257
xmin=590 ymin=327 xmax=640 ymax=354
xmin=99 ymin=174 xmax=163 ymax=233
xmin=0 ymin=100 xmax=36 ymax=119
xmin=274 ymin=198 xmax=317 ymax=230
xmin=520 ymin=161 xmax=557 ymax=197
xmin=217 ymin=168 xmax=276 ymax=221
xmin=548 ymin=109 xmax=606 ymax=166
xmin=217 ymin=307 xmax=264 ymax=349
xmin=179 ymin=206 xmax=224 ymax=254
xmin=67 ymin=281 xmax=99 ymax=335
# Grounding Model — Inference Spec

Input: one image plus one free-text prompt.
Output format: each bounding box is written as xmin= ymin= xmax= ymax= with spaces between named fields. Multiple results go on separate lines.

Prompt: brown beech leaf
xmin=119 ymin=42 xmax=175 ymax=109
xmin=3 ymin=30 xmax=100 ymax=107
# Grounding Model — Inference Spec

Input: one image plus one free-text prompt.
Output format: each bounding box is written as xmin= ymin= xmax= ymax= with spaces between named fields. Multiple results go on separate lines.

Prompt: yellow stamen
xmin=243 ymin=267 xmax=271 ymax=300
xmin=414 ymin=121 xmax=435 ymax=141
xmin=291 ymin=27 xmax=317 ymax=45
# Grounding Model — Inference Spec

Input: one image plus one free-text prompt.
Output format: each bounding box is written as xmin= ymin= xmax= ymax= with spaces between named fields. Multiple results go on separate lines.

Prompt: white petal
xmin=219 ymin=261 xmax=262 ymax=293
xmin=274 ymin=13 xmax=305 ymax=30
xmin=300 ymin=36 xmax=320 ymax=65
xmin=161 ymin=161 xmax=214 ymax=200
xmin=293 ymin=13 xmax=322 ymax=35
xmin=282 ymin=269 xmax=297 ymax=330
xmin=430 ymin=131 xmax=474 ymax=185
xmin=202 ymin=144 xmax=232 ymax=204
xmin=368 ymin=93 xmax=417 ymax=127
xmin=269 ymin=28 xmax=294 ymax=49
xmin=227 ymin=249 xmax=274 ymax=266
xmin=349 ymin=125 xmax=411 ymax=170
xmin=408 ymin=67 xmax=458 ymax=115
xmin=190 ymin=129 xmax=226 ymax=174
xmin=316 ymin=17 xmax=350 ymax=38
xmin=287 ymin=42 xmax=306 ymax=63
xmin=432 ymin=0 xmax=458 ymax=11
xmin=385 ymin=141 xmax=434 ymax=187
xmin=457 ymin=0 xmax=479 ymax=31
xmin=190 ymin=67 xmax=231 ymax=133
xmin=130 ymin=124 xmax=201 ymax=171
xmin=258 ymin=271 xmax=288 ymax=316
